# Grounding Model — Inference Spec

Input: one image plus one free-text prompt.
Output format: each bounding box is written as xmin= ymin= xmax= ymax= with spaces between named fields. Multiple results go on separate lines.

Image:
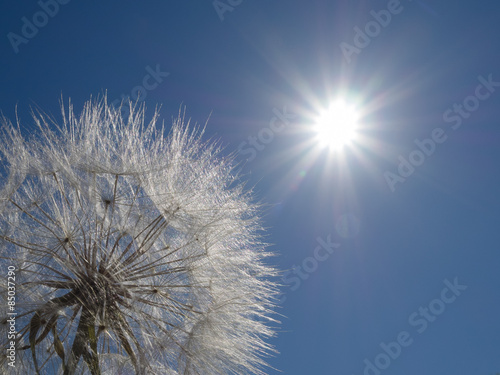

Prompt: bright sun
xmin=314 ymin=100 xmax=359 ymax=149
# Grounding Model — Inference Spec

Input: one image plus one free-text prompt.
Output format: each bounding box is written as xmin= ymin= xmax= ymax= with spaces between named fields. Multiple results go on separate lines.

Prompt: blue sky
xmin=1 ymin=1 xmax=500 ymax=374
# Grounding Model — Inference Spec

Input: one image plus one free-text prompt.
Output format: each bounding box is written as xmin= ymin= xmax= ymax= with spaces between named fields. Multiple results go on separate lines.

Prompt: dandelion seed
xmin=0 ymin=98 xmax=279 ymax=375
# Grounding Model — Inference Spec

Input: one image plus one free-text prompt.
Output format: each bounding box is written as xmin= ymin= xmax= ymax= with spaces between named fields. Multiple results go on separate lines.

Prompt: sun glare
xmin=314 ymin=100 xmax=359 ymax=149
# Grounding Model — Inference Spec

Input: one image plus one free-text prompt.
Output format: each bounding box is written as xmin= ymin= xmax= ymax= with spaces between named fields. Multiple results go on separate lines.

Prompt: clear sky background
xmin=1 ymin=1 xmax=500 ymax=374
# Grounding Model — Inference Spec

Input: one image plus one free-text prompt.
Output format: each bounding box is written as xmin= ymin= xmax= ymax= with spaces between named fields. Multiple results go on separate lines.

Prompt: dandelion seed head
xmin=0 ymin=97 xmax=279 ymax=375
